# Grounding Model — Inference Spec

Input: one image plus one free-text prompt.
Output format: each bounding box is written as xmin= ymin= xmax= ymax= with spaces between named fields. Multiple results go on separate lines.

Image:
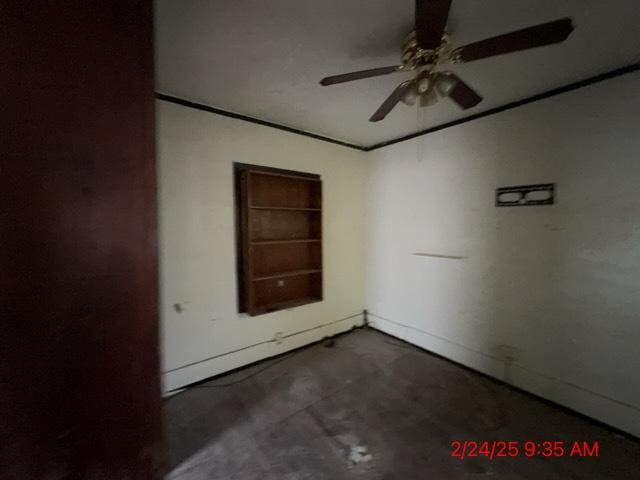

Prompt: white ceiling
xmin=155 ymin=0 xmax=640 ymax=148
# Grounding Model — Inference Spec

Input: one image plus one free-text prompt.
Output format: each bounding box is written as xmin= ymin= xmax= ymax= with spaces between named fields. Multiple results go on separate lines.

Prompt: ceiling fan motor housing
xmin=401 ymin=30 xmax=453 ymax=71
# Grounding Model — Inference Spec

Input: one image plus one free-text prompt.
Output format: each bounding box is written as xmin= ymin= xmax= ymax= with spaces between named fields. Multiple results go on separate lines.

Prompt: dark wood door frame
xmin=1 ymin=1 xmax=161 ymax=478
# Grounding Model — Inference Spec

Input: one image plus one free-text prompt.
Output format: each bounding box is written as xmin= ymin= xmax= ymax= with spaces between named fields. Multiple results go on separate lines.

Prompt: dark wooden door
xmin=1 ymin=1 xmax=160 ymax=478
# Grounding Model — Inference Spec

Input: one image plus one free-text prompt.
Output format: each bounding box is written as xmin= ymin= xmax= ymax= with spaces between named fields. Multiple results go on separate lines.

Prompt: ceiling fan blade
xmin=369 ymin=81 xmax=414 ymax=122
xmin=415 ymin=0 xmax=452 ymax=49
xmin=447 ymin=74 xmax=482 ymax=109
xmin=456 ymin=18 xmax=574 ymax=63
xmin=319 ymin=66 xmax=401 ymax=86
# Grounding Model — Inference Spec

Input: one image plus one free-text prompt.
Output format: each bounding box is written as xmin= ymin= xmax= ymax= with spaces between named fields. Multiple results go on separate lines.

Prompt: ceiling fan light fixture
xmin=435 ymin=73 xmax=458 ymax=97
xmin=417 ymin=76 xmax=432 ymax=93
xmin=420 ymin=86 xmax=439 ymax=107
xmin=401 ymin=84 xmax=418 ymax=106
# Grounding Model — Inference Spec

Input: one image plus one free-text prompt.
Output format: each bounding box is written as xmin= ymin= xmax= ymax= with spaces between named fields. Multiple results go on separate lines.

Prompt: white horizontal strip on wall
xmin=412 ymin=252 xmax=466 ymax=260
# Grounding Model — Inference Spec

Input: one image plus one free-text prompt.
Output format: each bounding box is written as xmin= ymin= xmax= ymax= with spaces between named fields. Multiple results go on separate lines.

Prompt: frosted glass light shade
xmin=401 ymin=85 xmax=418 ymax=106
xmin=420 ymin=87 xmax=438 ymax=106
xmin=435 ymin=74 xmax=457 ymax=97
xmin=417 ymin=76 xmax=432 ymax=94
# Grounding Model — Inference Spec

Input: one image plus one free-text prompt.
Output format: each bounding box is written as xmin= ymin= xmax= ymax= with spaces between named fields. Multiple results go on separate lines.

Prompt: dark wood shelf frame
xmin=253 ymin=269 xmax=322 ymax=282
xmin=235 ymin=164 xmax=323 ymax=316
xmin=250 ymin=206 xmax=322 ymax=211
xmin=250 ymin=239 xmax=321 ymax=245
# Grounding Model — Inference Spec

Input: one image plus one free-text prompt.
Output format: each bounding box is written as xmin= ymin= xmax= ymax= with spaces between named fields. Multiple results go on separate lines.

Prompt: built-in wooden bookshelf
xmin=236 ymin=165 xmax=322 ymax=316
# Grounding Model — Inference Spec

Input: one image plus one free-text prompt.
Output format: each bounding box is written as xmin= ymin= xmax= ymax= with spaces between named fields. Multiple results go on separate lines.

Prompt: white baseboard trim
xmin=369 ymin=313 xmax=640 ymax=439
xmin=162 ymin=313 xmax=364 ymax=393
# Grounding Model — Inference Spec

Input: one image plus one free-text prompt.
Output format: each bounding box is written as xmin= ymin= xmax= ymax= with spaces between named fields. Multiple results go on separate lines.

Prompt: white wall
xmin=157 ymin=100 xmax=368 ymax=392
xmin=365 ymin=72 xmax=640 ymax=437
xmin=157 ymin=72 xmax=640 ymax=435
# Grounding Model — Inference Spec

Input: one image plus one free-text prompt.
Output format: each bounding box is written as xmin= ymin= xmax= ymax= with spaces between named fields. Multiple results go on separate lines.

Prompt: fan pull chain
xmin=416 ymin=106 xmax=428 ymax=163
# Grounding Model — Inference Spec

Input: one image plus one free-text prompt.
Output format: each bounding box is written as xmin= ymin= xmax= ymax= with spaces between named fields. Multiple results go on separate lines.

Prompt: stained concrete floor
xmin=164 ymin=328 xmax=640 ymax=479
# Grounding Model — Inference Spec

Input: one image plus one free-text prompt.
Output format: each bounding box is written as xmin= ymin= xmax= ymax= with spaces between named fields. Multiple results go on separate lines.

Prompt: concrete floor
xmin=164 ymin=328 xmax=640 ymax=479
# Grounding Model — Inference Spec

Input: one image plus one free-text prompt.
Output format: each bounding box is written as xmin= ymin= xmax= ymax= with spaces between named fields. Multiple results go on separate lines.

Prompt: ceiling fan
xmin=319 ymin=0 xmax=574 ymax=122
